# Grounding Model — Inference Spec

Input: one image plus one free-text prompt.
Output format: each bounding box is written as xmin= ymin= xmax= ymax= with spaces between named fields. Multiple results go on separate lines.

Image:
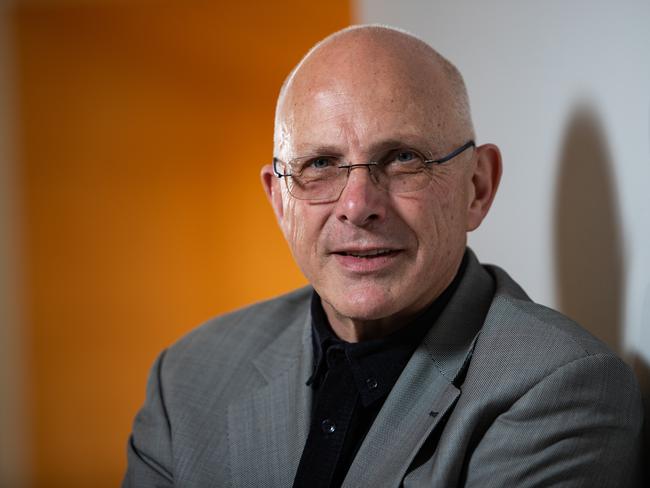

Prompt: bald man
xmin=124 ymin=26 xmax=643 ymax=487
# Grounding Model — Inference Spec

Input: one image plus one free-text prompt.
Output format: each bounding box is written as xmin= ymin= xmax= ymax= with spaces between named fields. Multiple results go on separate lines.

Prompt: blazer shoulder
xmin=484 ymin=263 xmax=617 ymax=359
xmin=449 ymin=264 xmax=644 ymax=488
xmin=471 ymin=263 xmax=640 ymax=402
xmin=465 ymin=262 xmax=641 ymax=415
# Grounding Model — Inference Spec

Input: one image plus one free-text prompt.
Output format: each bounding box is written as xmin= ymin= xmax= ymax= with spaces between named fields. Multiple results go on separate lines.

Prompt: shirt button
xmin=366 ymin=377 xmax=378 ymax=390
xmin=321 ymin=419 xmax=336 ymax=434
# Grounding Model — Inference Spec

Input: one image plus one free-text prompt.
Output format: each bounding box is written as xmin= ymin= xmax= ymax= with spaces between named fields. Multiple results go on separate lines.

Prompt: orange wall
xmin=11 ymin=2 xmax=351 ymax=486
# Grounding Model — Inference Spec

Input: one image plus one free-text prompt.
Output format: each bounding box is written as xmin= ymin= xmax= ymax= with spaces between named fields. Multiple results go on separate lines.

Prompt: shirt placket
xmin=292 ymin=347 xmax=359 ymax=488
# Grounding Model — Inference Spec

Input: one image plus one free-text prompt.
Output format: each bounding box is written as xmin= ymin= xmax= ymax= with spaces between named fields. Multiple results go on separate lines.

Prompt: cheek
xmin=431 ymin=174 xmax=469 ymax=220
xmin=398 ymin=178 xmax=467 ymax=257
xmin=281 ymin=198 xmax=298 ymax=243
xmin=282 ymin=199 xmax=327 ymax=262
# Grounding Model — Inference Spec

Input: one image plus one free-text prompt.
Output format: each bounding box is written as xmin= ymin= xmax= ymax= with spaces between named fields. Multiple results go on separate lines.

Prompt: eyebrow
xmin=293 ymin=136 xmax=434 ymax=159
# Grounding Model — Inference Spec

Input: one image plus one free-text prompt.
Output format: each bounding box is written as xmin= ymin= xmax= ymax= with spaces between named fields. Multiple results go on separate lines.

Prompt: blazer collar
xmin=227 ymin=296 xmax=314 ymax=487
xmin=251 ymin=302 xmax=313 ymax=383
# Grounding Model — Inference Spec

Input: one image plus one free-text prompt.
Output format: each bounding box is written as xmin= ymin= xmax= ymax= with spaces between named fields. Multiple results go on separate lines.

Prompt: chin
xmin=324 ymin=288 xmax=403 ymax=322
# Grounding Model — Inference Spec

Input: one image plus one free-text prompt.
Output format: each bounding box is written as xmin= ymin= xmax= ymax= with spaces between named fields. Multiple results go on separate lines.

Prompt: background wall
xmin=1 ymin=2 xmax=29 ymax=487
xmin=2 ymin=0 xmax=649 ymax=486
xmin=359 ymin=0 xmax=650 ymax=400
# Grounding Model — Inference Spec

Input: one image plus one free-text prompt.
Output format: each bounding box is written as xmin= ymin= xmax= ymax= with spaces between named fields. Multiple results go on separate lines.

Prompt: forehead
xmin=279 ymin=75 xmax=452 ymax=156
xmin=275 ymin=34 xmax=460 ymax=157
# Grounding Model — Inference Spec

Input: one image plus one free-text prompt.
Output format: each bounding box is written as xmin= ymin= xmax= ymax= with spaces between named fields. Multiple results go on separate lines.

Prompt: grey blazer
xmin=124 ymin=250 xmax=643 ymax=487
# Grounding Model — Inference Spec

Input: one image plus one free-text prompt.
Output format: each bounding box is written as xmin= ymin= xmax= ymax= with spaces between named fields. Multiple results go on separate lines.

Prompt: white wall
xmin=0 ymin=3 xmax=29 ymax=487
xmin=357 ymin=1 xmax=650 ymax=370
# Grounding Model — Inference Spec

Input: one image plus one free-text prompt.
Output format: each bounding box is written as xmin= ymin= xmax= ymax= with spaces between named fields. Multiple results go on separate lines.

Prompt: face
xmin=263 ymin=40 xmax=498 ymax=336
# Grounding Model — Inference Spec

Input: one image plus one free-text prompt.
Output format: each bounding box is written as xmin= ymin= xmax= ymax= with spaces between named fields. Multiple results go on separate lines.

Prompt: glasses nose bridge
xmin=342 ymin=161 xmax=381 ymax=186
xmin=333 ymin=161 xmax=384 ymax=201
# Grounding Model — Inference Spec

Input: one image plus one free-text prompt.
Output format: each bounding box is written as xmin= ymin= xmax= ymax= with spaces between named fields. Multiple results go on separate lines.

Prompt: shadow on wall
xmin=553 ymin=103 xmax=622 ymax=354
xmin=553 ymin=102 xmax=649 ymax=478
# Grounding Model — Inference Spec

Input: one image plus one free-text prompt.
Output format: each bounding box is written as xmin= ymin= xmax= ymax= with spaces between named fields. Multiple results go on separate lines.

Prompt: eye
xmin=296 ymin=155 xmax=340 ymax=178
xmin=396 ymin=150 xmax=417 ymax=162
xmin=385 ymin=149 xmax=423 ymax=165
xmin=309 ymin=156 xmax=335 ymax=169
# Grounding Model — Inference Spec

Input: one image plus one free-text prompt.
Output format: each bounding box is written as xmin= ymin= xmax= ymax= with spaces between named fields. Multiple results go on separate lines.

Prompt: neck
xmin=321 ymin=307 xmax=402 ymax=342
xmin=321 ymin=280 xmax=453 ymax=343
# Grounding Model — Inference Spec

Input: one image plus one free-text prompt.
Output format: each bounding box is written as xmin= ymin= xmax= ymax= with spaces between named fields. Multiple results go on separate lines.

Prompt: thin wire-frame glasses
xmin=273 ymin=140 xmax=475 ymax=202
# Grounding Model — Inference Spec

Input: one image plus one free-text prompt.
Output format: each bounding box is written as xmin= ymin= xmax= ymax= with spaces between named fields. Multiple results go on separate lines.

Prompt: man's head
xmin=262 ymin=25 xmax=501 ymax=341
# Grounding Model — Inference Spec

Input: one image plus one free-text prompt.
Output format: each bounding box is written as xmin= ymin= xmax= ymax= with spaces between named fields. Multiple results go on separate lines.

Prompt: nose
xmin=335 ymin=165 xmax=387 ymax=227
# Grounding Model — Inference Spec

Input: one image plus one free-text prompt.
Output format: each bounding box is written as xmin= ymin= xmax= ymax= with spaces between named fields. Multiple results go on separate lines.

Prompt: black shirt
xmin=292 ymin=254 xmax=467 ymax=488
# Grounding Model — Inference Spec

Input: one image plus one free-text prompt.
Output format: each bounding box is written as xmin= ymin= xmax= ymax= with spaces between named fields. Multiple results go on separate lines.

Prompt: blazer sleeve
xmin=463 ymin=353 xmax=643 ymax=488
xmin=123 ymin=350 xmax=174 ymax=488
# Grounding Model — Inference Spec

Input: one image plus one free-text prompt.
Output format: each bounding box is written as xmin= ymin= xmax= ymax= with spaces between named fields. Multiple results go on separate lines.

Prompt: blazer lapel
xmin=342 ymin=347 xmax=464 ymax=488
xmin=343 ymin=250 xmax=495 ymax=487
xmin=227 ymin=307 xmax=313 ymax=487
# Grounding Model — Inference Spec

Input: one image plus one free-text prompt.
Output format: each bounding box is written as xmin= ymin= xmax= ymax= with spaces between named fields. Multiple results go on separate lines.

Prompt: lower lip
xmin=333 ymin=251 xmax=402 ymax=273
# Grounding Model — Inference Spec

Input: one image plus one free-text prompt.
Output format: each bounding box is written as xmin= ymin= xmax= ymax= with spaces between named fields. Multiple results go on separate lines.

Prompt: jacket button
xmin=321 ymin=419 xmax=336 ymax=434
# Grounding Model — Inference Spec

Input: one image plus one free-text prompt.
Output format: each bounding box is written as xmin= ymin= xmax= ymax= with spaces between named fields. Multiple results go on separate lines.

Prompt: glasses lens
xmin=286 ymin=164 xmax=432 ymax=199
xmin=281 ymin=152 xmax=440 ymax=200
xmin=377 ymin=149 xmax=431 ymax=194
xmin=287 ymin=172 xmax=346 ymax=201
xmin=385 ymin=166 xmax=432 ymax=193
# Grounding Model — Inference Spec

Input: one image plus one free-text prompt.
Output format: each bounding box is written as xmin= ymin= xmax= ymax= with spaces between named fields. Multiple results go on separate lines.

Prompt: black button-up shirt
xmin=292 ymin=254 xmax=467 ymax=487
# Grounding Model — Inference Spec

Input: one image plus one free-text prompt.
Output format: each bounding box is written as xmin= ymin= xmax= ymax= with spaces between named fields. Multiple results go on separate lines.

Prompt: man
xmin=124 ymin=25 xmax=643 ymax=487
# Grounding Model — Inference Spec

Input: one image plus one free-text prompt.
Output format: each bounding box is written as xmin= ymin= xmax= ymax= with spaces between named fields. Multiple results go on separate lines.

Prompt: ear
xmin=466 ymin=143 xmax=502 ymax=231
xmin=261 ymin=164 xmax=285 ymax=222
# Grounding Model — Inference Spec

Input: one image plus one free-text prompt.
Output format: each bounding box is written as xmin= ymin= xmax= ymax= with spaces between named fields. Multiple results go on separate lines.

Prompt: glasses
xmin=272 ymin=140 xmax=475 ymax=201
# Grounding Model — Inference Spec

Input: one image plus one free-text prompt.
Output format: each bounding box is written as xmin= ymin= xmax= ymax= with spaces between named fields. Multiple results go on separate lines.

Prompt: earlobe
xmin=261 ymin=164 xmax=285 ymax=221
xmin=466 ymin=144 xmax=502 ymax=231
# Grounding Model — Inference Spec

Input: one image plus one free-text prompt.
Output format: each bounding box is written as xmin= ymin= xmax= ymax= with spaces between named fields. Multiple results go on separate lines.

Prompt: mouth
xmin=331 ymin=247 xmax=403 ymax=273
xmin=335 ymin=249 xmax=399 ymax=258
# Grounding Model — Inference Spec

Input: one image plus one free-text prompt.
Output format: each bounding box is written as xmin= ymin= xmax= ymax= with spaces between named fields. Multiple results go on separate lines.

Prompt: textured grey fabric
xmin=123 ymin=250 xmax=643 ymax=487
